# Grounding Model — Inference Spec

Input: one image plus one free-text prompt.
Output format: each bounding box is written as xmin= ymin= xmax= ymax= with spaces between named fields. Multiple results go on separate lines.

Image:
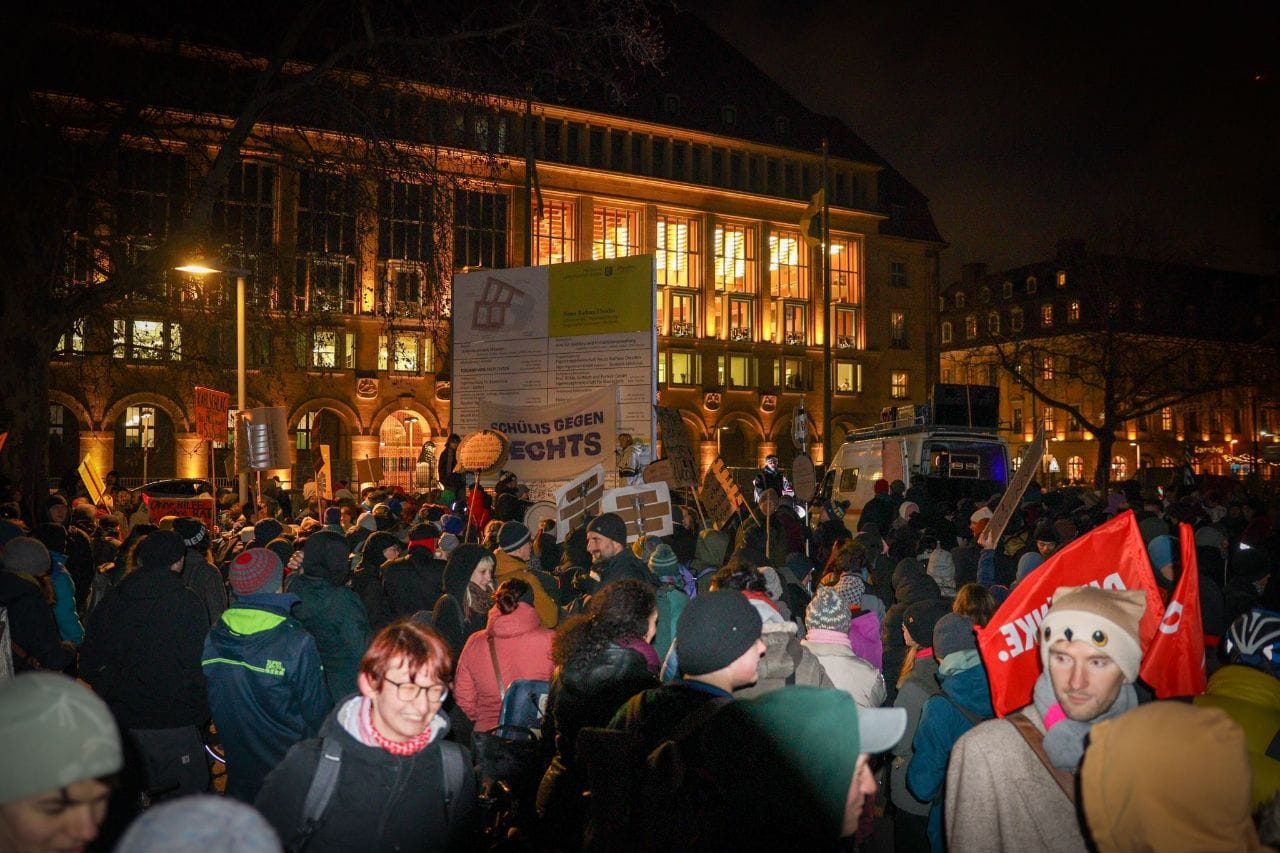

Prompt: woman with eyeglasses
xmin=256 ymin=620 xmax=478 ymax=851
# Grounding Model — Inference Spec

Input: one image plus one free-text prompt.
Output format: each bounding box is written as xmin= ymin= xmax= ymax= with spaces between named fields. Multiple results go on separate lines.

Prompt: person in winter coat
xmin=286 ymin=530 xmax=371 ymax=703
xmin=690 ymin=528 xmax=730 ymax=593
xmin=30 ymin=524 xmax=83 ymax=645
xmin=203 ymin=548 xmax=332 ymax=802
xmin=173 ymin=518 xmax=227 ymax=630
xmin=834 ymin=572 xmax=883 ymax=671
xmin=648 ymin=544 xmax=689 ymax=663
xmin=1081 ymin=702 xmax=1267 ymax=853
xmin=454 ymin=578 xmax=554 ymax=731
xmin=492 ymin=522 xmax=561 ymax=629
xmin=79 ymin=530 xmax=211 ymax=799
xmin=432 ymin=544 xmax=495 ymax=658
xmin=537 ymin=579 xmax=659 ymax=846
xmin=352 ymin=531 xmax=400 ymax=630
xmin=256 ymin=621 xmax=478 ymax=851
xmin=891 ymin=599 xmax=955 ymax=853
xmin=802 ymin=587 xmax=886 ymax=709
xmin=585 ymin=513 xmax=655 ymax=592
xmin=881 ymin=559 xmax=943 ymax=703
xmin=381 ymin=521 xmax=448 ymax=621
xmin=0 ymin=537 xmax=75 ymax=671
xmin=858 ymin=479 xmax=896 ymax=533
xmin=923 ymin=535 xmax=957 ymax=599
xmin=907 ymin=614 xmax=994 ymax=852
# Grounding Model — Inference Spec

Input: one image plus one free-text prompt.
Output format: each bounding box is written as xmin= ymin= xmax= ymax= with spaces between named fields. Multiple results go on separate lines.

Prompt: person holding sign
xmin=945 ymin=586 xmax=1147 ymax=853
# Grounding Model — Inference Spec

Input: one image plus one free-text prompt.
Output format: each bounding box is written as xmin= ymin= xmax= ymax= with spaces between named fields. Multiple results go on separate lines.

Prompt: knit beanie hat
xmin=649 ymin=543 xmax=680 ymax=580
xmin=45 ymin=494 xmax=69 ymax=511
xmin=933 ymin=613 xmax=977 ymax=659
xmin=253 ymin=518 xmax=283 ymax=544
xmin=437 ymin=533 xmax=460 ymax=556
xmin=498 ymin=521 xmax=532 ymax=553
xmin=806 ymin=586 xmax=852 ymax=633
xmin=174 ymin=517 xmax=207 ymax=550
xmin=442 ymin=514 xmax=465 ymax=536
xmin=873 ymin=479 xmax=890 ymax=495
xmin=323 ymin=506 xmax=343 ymax=526
xmin=835 ymin=572 xmax=865 ymax=608
xmin=1039 ymin=586 xmax=1147 ymax=683
xmin=229 ymin=547 xmax=283 ymax=596
xmin=899 ymin=501 xmax=920 ymax=520
xmin=116 ymin=794 xmax=282 ymax=853
xmin=136 ymin=530 xmax=185 ymax=570
xmin=2 ymin=536 xmax=51 ymax=575
xmin=759 ymin=566 xmax=784 ymax=601
xmin=1016 ymin=552 xmax=1044 ymax=581
xmin=904 ymin=599 xmax=953 ymax=647
xmin=587 ymin=512 xmax=628 ymax=546
xmin=1147 ymin=535 xmax=1175 ymax=571
xmin=676 ymin=590 xmax=762 ymax=676
xmin=0 ymin=673 xmax=123 ymax=804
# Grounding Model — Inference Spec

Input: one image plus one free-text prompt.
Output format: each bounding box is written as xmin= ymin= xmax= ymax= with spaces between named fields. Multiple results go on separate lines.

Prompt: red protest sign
xmin=977 ymin=511 xmax=1163 ymax=717
xmin=1140 ymin=522 xmax=1206 ymax=698
xmin=194 ymin=387 xmax=231 ymax=442
xmin=143 ymin=494 xmax=216 ymax=529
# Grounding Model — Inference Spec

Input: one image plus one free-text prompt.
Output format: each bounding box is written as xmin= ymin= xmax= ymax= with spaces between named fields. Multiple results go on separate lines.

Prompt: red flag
xmin=977 ymin=511 xmax=1164 ymax=716
xmin=1139 ymin=522 xmax=1206 ymax=697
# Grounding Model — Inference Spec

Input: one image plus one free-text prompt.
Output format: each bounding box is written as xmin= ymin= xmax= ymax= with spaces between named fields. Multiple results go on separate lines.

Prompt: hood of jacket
xmin=691 ymin=529 xmax=730 ymax=571
xmin=115 ymin=564 xmax=186 ymax=603
xmin=1203 ymin=663 xmax=1280 ymax=711
xmin=939 ymin=661 xmax=994 ymax=717
xmin=486 ymin=601 xmax=544 ymax=638
xmin=443 ymin=544 xmax=491 ymax=600
xmin=894 ymin=570 xmax=941 ymax=606
xmin=891 ymin=557 xmax=925 ymax=590
xmin=301 ymin=530 xmax=352 ymax=585
xmin=757 ymin=621 xmax=801 ymax=681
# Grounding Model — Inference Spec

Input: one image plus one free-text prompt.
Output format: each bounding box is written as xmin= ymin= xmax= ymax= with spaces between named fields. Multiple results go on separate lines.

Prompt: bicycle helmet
xmin=1225 ymin=608 xmax=1280 ymax=675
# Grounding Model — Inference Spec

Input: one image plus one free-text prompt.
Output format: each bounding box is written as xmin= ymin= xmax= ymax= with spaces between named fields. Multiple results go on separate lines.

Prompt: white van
xmin=818 ymin=386 xmax=1010 ymax=531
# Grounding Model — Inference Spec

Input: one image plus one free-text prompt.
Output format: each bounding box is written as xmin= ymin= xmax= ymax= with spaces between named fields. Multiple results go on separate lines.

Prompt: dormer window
xmin=1003 ymin=280 xmax=1013 ymax=299
xmin=1026 ymin=276 xmax=1038 ymax=294
xmin=721 ymin=105 xmax=737 ymax=126
xmin=1056 ymin=270 xmax=1067 ymax=287
xmin=955 ymin=291 xmax=966 ymax=309
xmin=663 ymin=94 xmax=681 ymax=116
xmin=775 ymin=116 xmax=790 ymax=136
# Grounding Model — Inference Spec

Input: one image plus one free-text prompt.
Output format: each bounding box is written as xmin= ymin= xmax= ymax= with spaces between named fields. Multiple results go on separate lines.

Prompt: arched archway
xmin=378 ymin=410 xmax=433 ymax=491
xmin=715 ymin=411 xmax=765 ymax=471
xmin=294 ymin=408 xmax=353 ymax=487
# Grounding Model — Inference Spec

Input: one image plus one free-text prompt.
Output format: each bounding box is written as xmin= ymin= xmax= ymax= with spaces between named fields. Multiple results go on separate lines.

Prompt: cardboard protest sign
xmin=1140 ymin=522 xmax=1206 ymax=697
xmin=602 ymin=482 xmax=674 ymax=543
xmin=699 ymin=457 xmax=744 ymax=528
xmin=456 ymin=429 xmax=510 ymax=474
xmin=312 ymin=445 xmax=334 ymax=500
xmin=641 ymin=459 xmax=675 ymax=486
xmin=477 ymin=387 xmax=615 ymax=481
xmin=654 ymin=406 xmax=699 ymax=488
xmin=194 ymin=386 xmax=231 ymax=442
xmin=236 ymin=407 xmax=291 ymax=472
xmin=78 ymin=456 xmax=108 ymax=507
xmin=791 ymin=453 xmax=816 ymax=502
xmin=553 ymin=464 xmax=605 ymax=542
xmin=977 ymin=511 xmax=1163 ymax=716
xmin=356 ymin=456 xmax=385 ymax=486
xmin=984 ymin=423 xmax=1045 ymax=545
xmin=142 ymin=494 xmax=217 ymax=529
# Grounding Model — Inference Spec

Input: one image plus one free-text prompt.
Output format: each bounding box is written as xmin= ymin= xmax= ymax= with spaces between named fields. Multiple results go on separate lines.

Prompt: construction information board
xmin=451 ymin=256 xmax=656 ymax=480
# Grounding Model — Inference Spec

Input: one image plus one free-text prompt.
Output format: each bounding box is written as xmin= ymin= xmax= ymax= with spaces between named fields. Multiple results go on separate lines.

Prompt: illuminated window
xmin=889 ymin=260 xmax=908 ymax=289
xmin=1057 ymin=270 xmax=1067 ymax=287
xmin=377 ymin=333 xmax=430 ymax=373
xmin=1012 ymin=408 xmax=1023 ymax=433
xmin=955 ymin=291 xmax=966 ymax=309
xmin=592 ymin=206 xmax=639 ymax=259
xmin=669 ymin=350 xmax=700 ymax=386
xmin=55 ymin=319 xmax=86 ymax=357
xmin=718 ymin=354 xmax=757 ymax=389
xmin=942 ymin=367 xmax=952 ymax=383
xmin=1067 ymin=456 xmax=1084 ymax=481
xmin=533 ymin=199 xmax=576 ymax=265
xmin=1160 ymin=456 xmax=1176 ymax=468
xmin=988 ymin=311 xmax=1000 ymax=335
xmin=728 ymin=297 xmax=753 ymax=341
xmin=1111 ymin=455 xmax=1128 ymax=479
xmin=782 ymin=302 xmax=807 ymax=345
xmin=311 ymin=330 xmax=338 ymax=368
xmin=1162 ymin=407 xmax=1174 ymax=432
xmin=295 ymin=256 xmax=357 ymax=314
xmin=890 ymin=371 xmax=909 ymax=399
xmin=940 ymin=321 xmax=952 ymax=344
xmin=1040 ymin=303 xmax=1054 ymax=327
xmin=828 ymin=236 xmax=860 ymax=303
xmin=836 ymin=307 xmax=859 ymax=349
xmin=714 ymin=223 xmax=757 ymax=293
xmin=667 ymin=291 xmax=697 ymax=337
xmin=1043 ymin=407 xmax=1056 ymax=432
xmin=1069 ymin=300 xmax=1081 ymax=323
xmin=768 ymin=229 xmax=808 ymax=298
xmin=836 ymin=362 xmax=862 ymax=393
xmin=1042 ymin=355 xmax=1054 ymax=380
xmin=778 ymin=357 xmax=807 ymax=391
xmin=656 ymin=214 xmax=699 ymax=287
xmin=453 ymin=189 xmax=509 ymax=270
xmin=382 ymin=262 xmax=427 ymax=317
xmin=112 ymin=319 xmax=182 ymax=361
xmin=965 ymin=315 xmax=977 ymax=339
xmin=123 ymin=405 xmax=158 ymax=449
xmin=1011 ymin=307 xmax=1024 ymax=332
xmin=890 ymin=311 xmax=908 ymax=348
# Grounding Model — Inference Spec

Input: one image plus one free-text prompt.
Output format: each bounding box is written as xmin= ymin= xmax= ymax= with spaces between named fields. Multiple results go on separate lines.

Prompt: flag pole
xmin=821 ymin=137 xmax=833 ymax=468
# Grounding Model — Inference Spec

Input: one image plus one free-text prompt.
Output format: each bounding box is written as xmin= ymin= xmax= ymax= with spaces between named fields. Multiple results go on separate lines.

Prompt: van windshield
xmin=921 ymin=439 xmax=1008 ymax=504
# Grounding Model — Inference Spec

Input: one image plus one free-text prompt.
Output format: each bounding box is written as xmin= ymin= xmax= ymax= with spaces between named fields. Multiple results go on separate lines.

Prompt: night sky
xmin=686 ymin=0 xmax=1279 ymax=286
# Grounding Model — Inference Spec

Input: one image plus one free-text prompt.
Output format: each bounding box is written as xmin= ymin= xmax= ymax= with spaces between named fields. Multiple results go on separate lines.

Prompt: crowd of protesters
xmin=1 ymin=458 xmax=1279 ymax=851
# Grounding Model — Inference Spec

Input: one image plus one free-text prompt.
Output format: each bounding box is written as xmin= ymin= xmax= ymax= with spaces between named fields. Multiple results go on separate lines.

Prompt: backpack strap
xmin=439 ymin=740 xmax=468 ymax=826
xmin=937 ymin=692 xmax=987 ymax=727
xmin=1008 ymin=712 xmax=1076 ymax=804
xmin=290 ymin=737 xmax=343 ymax=852
xmin=487 ymin=634 xmax=507 ymax=701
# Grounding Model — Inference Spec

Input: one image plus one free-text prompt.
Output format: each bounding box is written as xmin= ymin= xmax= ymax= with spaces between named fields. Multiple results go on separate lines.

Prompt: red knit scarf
xmin=366 ymin=702 xmax=434 ymax=756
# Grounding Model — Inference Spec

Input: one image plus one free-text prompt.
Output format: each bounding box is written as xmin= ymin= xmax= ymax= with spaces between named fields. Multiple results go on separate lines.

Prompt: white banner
xmin=477 ymin=386 xmax=616 ymax=481
xmin=602 ymin=482 xmax=674 ymax=543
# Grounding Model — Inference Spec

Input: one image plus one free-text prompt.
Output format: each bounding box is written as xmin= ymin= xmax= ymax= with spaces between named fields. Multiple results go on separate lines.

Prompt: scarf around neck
xmin=1032 ymin=669 xmax=1137 ymax=770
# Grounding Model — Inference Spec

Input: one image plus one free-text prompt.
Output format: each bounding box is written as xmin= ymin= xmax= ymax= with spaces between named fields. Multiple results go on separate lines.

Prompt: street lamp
xmin=175 ymin=259 xmax=250 ymax=505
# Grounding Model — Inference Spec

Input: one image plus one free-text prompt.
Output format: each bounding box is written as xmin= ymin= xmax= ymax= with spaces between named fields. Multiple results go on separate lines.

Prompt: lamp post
xmin=175 ymin=259 xmax=250 ymax=504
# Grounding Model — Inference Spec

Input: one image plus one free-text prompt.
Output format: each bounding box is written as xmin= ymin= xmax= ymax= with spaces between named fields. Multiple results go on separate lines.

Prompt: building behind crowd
xmin=40 ymin=7 xmax=942 ymax=492
xmin=938 ymin=241 xmax=1280 ymax=486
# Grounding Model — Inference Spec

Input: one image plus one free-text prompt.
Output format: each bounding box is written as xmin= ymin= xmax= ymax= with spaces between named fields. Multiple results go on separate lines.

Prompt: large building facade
xmin=41 ymin=10 xmax=943 ymax=491
xmin=938 ymin=245 xmax=1280 ymax=487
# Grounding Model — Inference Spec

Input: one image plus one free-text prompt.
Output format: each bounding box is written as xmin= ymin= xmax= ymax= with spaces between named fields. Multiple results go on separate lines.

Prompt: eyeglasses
xmin=383 ymin=678 xmax=449 ymax=703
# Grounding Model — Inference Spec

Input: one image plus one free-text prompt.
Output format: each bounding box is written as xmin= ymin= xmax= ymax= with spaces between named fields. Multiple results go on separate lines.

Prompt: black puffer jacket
xmin=432 ymin=545 xmax=491 ymax=657
xmin=383 ymin=546 xmax=446 ymax=621
xmin=880 ymin=559 xmax=942 ymax=702
xmin=0 ymin=572 xmax=74 ymax=672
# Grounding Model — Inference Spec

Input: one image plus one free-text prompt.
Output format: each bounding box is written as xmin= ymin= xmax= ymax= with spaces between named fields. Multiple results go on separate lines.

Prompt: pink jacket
xmin=454 ymin=602 xmax=554 ymax=731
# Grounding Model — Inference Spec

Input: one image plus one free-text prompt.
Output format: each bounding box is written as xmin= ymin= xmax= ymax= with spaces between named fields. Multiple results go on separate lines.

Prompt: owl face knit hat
xmin=1038 ymin=585 xmax=1147 ymax=683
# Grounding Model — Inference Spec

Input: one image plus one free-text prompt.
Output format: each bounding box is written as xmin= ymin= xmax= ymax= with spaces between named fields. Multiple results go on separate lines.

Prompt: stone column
xmin=699 ymin=439 xmax=717 ymax=476
xmin=175 ymin=432 xmax=210 ymax=480
xmin=78 ymin=431 xmax=114 ymax=481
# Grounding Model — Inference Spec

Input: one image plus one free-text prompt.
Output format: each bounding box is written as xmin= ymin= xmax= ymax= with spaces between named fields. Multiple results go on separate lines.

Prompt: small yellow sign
xmin=548 ymin=256 xmax=654 ymax=337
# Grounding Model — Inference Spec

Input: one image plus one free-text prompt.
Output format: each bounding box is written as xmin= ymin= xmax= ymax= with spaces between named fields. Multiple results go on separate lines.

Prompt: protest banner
xmin=1139 ymin=522 xmax=1206 ymax=697
xmin=602 ymin=482 xmax=674 ymax=543
xmin=977 ymin=511 xmax=1163 ymax=716
xmin=194 ymin=386 xmax=231 ymax=442
xmin=312 ymin=445 xmax=334 ymax=500
xmin=476 ymin=386 xmax=615 ymax=481
xmin=699 ymin=457 xmax=744 ymax=528
xmin=984 ymin=423 xmax=1045 ymax=545
xmin=553 ymin=464 xmax=606 ymax=541
xmin=78 ymin=456 xmax=108 ymax=507
xmin=142 ymin=494 xmax=217 ymax=529
xmin=654 ymin=406 xmax=699 ymax=488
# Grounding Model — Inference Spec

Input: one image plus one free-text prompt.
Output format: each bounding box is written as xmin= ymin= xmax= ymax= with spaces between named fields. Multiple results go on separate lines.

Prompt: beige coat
xmin=801 ymin=640 xmax=886 ymax=709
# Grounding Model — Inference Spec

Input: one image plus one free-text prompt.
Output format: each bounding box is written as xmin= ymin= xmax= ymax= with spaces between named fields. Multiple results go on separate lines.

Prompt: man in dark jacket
xmin=382 ymin=522 xmax=447 ymax=621
xmin=586 ymin=513 xmax=654 ymax=590
xmin=203 ymin=547 xmax=332 ymax=802
xmin=51 ymin=496 xmax=95 ymax=616
xmin=80 ymin=529 xmax=211 ymax=799
xmin=173 ymin=517 xmax=227 ymax=629
xmin=286 ymin=530 xmax=370 ymax=703
xmin=0 ymin=536 xmax=76 ymax=672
